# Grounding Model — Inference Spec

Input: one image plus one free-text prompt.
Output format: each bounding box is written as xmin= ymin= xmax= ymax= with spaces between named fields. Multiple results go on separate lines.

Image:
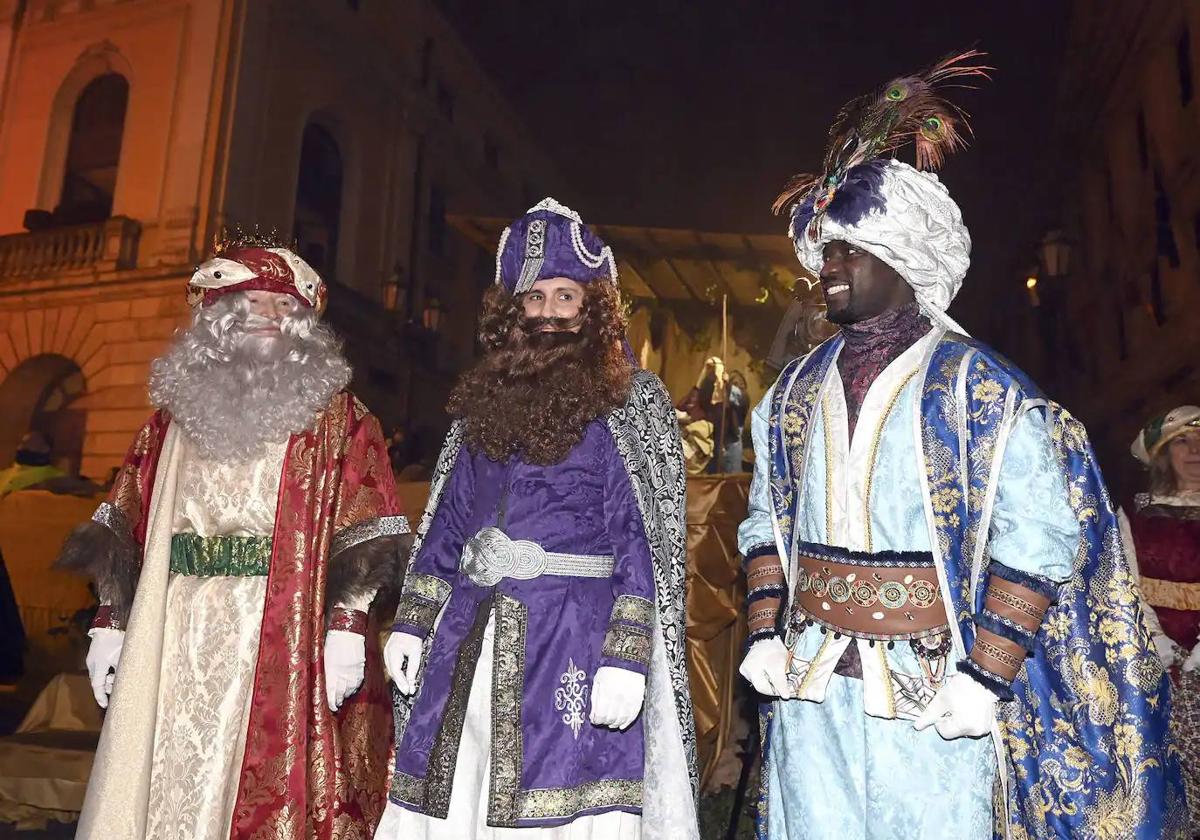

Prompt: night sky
xmin=450 ymin=0 xmax=1070 ymax=349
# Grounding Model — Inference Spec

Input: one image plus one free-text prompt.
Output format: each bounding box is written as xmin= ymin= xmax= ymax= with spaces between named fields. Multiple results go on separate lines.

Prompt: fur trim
xmin=988 ymin=561 xmax=1060 ymax=602
xmin=794 ymin=539 xmax=934 ymax=566
xmin=326 ymin=533 xmax=411 ymax=615
xmin=743 ymin=542 xmax=780 ymax=563
xmin=747 ymin=585 xmax=786 ymax=605
xmin=975 ymin=609 xmax=1037 ymax=651
xmin=745 ymin=627 xmax=779 ymax=648
xmin=957 ymin=657 xmax=1015 ymax=701
xmin=54 ymin=520 xmax=139 ymax=623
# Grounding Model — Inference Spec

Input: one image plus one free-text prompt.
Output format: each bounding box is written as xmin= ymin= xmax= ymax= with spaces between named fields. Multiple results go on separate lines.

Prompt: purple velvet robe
xmin=391 ymin=419 xmax=656 ymax=828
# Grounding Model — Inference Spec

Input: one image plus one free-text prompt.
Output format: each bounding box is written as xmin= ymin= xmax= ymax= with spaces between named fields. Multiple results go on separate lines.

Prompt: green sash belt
xmin=169 ymin=533 xmax=272 ymax=577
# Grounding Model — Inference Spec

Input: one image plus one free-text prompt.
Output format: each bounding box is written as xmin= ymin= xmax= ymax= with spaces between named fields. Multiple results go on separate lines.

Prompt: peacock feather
xmin=772 ymin=49 xmax=992 ymax=218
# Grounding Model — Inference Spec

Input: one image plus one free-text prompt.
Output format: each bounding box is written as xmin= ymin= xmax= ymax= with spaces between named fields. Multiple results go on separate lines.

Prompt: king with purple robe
xmin=374 ymin=199 xmax=699 ymax=840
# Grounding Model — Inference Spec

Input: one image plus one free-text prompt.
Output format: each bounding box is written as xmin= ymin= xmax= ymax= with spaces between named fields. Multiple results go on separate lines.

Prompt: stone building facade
xmin=1052 ymin=0 xmax=1200 ymax=498
xmin=0 ymin=0 xmax=563 ymax=479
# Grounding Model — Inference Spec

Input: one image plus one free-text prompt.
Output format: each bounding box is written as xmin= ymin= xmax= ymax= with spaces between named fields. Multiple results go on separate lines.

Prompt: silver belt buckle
xmin=461 ymin=527 xmax=548 ymax=586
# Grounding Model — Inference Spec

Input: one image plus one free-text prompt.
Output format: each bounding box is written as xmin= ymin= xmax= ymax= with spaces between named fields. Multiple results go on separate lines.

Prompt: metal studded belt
xmin=791 ymin=543 xmax=949 ymax=641
xmin=460 ymin=527 xmax=615 ymax=586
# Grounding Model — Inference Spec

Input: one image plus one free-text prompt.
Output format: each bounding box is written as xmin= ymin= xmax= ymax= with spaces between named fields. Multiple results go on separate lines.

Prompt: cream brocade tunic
xmin=143 ymin=439 xmax=286 ymax=839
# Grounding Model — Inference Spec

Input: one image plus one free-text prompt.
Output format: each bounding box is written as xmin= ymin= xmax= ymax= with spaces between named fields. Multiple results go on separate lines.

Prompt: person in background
xmin=675 ymin=403 xmax=715 ymax=475
xmin=0 ymin=432 xmax=65 ymax=498
xmin=1122 ymin=405 xmax=1200 ymax=832
xmin=386 ymin=426 xmax=407 ymax=474
xmin=0 ymin=431 xmax=97 ymax=681
xmin=722 ymin=370 xmax=750 ymax=471
xmin=676 ymin=357 xmax=748 ymax=473
xmin=0 ymin=432 xmax=98 ymax=499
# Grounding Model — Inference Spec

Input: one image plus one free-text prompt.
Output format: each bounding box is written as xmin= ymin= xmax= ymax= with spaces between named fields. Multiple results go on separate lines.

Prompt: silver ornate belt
xmin=460 ymin=527 xmax=615 ymax=586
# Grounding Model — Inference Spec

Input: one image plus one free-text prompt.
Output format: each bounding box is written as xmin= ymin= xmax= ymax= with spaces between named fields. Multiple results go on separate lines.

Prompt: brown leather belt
xmin=790 ymin=543 xmax=950 ymax=641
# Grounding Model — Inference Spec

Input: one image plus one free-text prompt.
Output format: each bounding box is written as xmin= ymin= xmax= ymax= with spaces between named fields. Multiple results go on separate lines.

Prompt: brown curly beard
xmin=448 ymin=281 xmax=633 ymax=465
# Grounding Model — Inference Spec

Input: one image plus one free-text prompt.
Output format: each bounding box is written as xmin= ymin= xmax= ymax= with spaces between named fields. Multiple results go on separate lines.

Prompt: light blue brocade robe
xmin=738 ymin=330 xmax=1079 ymax=840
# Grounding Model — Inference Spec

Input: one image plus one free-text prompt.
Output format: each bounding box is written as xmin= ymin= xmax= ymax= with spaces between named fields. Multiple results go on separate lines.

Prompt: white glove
xmin=324 ymin=630 xmax=366 ymax=712
xmin=385 ymin=631 xmax=424 ymax=695
xmin=589 ymin=666 xmax=646 ymax=730
xmin=1153 ymin=634 xmax=1183 ymax=669
xmin=85 ymin=628 xmax=125 ymax=709
xmin=1182 ymin=643 xmax=1200 ymax=674
xmin=913 ymin=673 xmax=998 ymax=740
xmin=738 ymin=637 xmax=793 ymax=699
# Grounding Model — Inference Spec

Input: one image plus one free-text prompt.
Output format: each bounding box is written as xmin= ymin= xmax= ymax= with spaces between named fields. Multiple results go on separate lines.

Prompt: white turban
xmin=791 ymin=159 xmax=971 ymax=333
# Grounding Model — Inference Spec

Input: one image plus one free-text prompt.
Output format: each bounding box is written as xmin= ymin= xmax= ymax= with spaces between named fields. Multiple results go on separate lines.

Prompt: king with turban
xmin=58 ymin=231 xmax=411 ymax=839
xmin=739 ymin=53 xmax=1186 ymax=839
xmin=376 ymin=199 xmax=699 ymax=840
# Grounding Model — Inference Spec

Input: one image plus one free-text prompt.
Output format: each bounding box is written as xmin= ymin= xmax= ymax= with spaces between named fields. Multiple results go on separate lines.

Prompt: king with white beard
xmin=58 ymin=231 xmax=411 ymax=840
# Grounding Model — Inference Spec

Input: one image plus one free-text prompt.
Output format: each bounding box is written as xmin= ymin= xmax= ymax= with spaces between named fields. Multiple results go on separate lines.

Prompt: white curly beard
xmin=148 ymin=293 xmax=352 ymax=462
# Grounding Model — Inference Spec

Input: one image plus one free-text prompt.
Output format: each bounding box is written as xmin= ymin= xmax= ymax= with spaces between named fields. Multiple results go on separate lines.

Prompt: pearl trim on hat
xmin=493 ymin=226 xmax=511 ymax=286
xmin=528 ymin=197 xmax=582 ymax=223
xmin=570 ymin=222 xmax=607 ymax=269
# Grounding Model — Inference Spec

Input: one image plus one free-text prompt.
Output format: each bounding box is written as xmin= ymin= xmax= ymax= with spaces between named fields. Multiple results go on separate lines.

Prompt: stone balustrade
xmin=0 ymin=216 xmax=140 ymax=280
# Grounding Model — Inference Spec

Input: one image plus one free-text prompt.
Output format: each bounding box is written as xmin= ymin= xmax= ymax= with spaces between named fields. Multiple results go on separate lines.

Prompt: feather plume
xmin=773 ymin=49 xmax=992 ymax=217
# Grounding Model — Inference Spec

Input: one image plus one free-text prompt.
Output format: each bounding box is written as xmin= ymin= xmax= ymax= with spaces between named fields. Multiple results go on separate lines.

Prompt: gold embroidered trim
xmin=749 ymin=607 xmax=776 ymax=625
xmin=423 ymin=600 xmax=491 ymax=817
xmin=515 ymin=779 xmax=643 ymax=820
xmin=488 ymin=594 xmax=529 ymax=826
xmin=403 ymin=572 xmax=452 ymax=604
xmin=988 ymin=588 xmax=1041 ymax=621
xmin=395 ymin=573 xmax=452 ymax=633
xmin=390 ymin=770 xmax=424 ymax=807
xmin=877 ymin=639 xmax=896 ymax=717
xmin=610 ymin=594 xmax=654 ymax=627
xmin=602 ymin=623 xmax=652 ymax=668
xmin=332 ymin=514 xmax=411 ymax=557
xmin=974 ymin=637 xmax=1023 ymax=671
xmin=394 ymin=598 xmax=440 ymax=634
xmin=747 ymin=563 xmax=784 ymax=582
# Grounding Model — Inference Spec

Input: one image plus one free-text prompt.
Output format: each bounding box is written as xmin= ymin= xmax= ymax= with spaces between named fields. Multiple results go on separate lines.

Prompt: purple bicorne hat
xmin=494 ymin=198 xmax=618 ymax=294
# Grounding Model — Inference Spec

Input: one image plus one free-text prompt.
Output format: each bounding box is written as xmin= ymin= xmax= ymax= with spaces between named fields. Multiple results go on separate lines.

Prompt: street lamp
xmin=1038 ymin=229 xmax=1071 ymax=280
xmin=422 ymin=298 xmax=443 ymax=333
xmin=383 ymin=264 xmax=407 ymax=313
xmin=1035 ymin=229 xmax=1076 ymax=385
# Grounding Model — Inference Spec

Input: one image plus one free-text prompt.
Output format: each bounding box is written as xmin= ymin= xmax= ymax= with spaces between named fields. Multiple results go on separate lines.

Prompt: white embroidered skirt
xmin=375 ymin=613 xmax=641 ymax=839
xmin=143 ymin=575 xmax=267 ymax=839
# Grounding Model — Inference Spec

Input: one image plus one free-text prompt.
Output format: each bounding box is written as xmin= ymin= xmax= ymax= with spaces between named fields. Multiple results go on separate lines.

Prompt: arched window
xmin=0 ymin=355 xmax=86 ymax=475
xmin=57 ymin=73 xmax=129 ymax=224
xmin=293 ymin=124 xmax=343 ymax=279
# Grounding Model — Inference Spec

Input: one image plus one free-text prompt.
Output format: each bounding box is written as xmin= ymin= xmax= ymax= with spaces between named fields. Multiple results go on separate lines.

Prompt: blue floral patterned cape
xmin=758 ymin=330 xmax=1187 ymax=839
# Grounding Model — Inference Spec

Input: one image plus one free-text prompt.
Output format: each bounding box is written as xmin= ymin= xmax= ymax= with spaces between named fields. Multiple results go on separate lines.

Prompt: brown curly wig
xmin=448 ymin=280 xmax=633 ymax=465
